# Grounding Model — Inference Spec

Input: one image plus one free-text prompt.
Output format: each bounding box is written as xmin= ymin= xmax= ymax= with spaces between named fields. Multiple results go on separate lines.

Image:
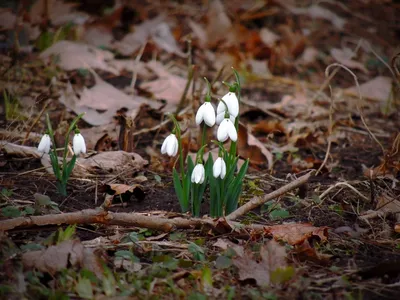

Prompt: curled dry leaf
xmin=100 ymin=183 xmax=146 ymax=202
xmin=237 ymin=123 xmax=273 ymax=169
xmin=233 ymin=240 xmax=288 ymax=286
xmin=22 ymin=239 xmax=104 ymax=278
xmin=263 ymin=223 xmax=329 ymax=245
xmin=73 ymin=151 xmax=148 ymax=177
xmin=330 ymin=48 xmax=369 ymax=74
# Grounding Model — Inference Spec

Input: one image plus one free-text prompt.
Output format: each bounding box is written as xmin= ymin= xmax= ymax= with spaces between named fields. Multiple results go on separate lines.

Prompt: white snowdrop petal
xmin=38 ymin=134 xmax=51 ymax=153
xmin=222 ymin=92 xmax=239 ymax=117
xmin=216 ymin=101 xmax=225 ymax=115
xmin=213 ymin=157 xmax=226 ymax=178
xmin=217 ymin=121 xmax=229 ymax=142
xmin=203 ymin=103 xmax=216 ymax=127
xmin=216 ymin=112 xmax=225 ymax=125
xmin=226 ymin=120 xmax=238 ymax=142
xmin=73 ymin=133 xmax=86 ymax=155
xmin=191 ymin=164 xmax=205 ymax=184
xmin=221 ymin=159 xmax=226 ymax=179
xmin=161 ymin=134 xmax=178 ymax=157
xmin=161 ymin=138 xmax=168 ymax=154
xmin=195 ymin=103 xmax=206 ymax=125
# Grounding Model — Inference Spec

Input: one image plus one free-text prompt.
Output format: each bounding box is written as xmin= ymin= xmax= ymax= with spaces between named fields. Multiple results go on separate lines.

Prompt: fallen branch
xmin=0 ymin=208 xmax=214 ymax=232
xmin=0 ymin=171 xmax=315 ymax=232
xmin=226 ymin=170 xmax=315 ymax=220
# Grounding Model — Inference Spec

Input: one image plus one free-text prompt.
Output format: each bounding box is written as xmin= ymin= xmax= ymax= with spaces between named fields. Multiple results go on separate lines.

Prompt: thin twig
xmin=226 ymin=170 xmax=315 ymax=221
xmin=319 ymin=182 xmax=369 ymax=201
xmin=130 ymin=42 xmax=147 ymax=93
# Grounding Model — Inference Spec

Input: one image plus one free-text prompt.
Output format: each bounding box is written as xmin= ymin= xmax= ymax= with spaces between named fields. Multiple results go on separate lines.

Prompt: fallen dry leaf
xmin=40 ymin=41 xmax=117 ymax=74
xmin=237 ymin=123 xmax=273 ymax=169
xmin=74 ymin=151 xmax=148 ymax=177
xmin=259 ymin=27 xmax=280 ymax=47
xmin=100 ymin=183 xmax=145 ymax=202
xmin=22 ymin=239 xmax=103 ymax=278
xmin=233 ymin=240 xmax=288 ymax=286
xmin=29 ymin=0 xmax=89 ymax=26
xmin=140 ymin=61 xmax=190 ymax=109
xmin=213 ymin=238 xmax=244 ymax=257
xmin=278 ymin=2 xmax=346 ymax=30
xmin=263 ymin=223 xmax=329 ymax=245
xmin=113 ymin=15 xmax=184 ymax=57
xmin=59 ymin=73 xmax=151 ymax=126
xmin=345 ymin=76 xmax=392 ymax=102
xmin=330 ymin=48 xmax=369 ymax=74
xmin=293 ymin=239 xmax=332 ymax=264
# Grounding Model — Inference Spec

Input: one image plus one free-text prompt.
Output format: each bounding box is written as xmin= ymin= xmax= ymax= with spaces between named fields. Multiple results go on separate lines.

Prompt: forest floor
xmin=1 ymin=1 xmax=400 ymax=299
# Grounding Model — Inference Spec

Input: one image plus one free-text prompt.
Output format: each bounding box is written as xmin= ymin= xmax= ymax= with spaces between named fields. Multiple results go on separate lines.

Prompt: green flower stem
xmin=201 ymin=124 xmax=207 ymax=154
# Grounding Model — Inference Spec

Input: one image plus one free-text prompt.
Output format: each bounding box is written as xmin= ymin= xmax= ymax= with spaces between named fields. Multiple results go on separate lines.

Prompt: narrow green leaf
xmin=173 ymin=168 xmax=186 ymax=212
xmin=64 ymin=155 xmax=77 ymax=182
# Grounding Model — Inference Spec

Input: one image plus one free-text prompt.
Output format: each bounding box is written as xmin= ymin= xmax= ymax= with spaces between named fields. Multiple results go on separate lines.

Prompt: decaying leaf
xmin=100 ymin=183 xmax=145 ymax=202
xmin=22 ymin=239 xmax=104 ymax=278
xmin=29 ymin=0 xmax=89 ymax=26
xmin=40 ymin=41 xmax=118 ymax=74
xmin=73 ymin=151 xmax=148 ymax=177
xmin=278 ymin=2 xmax=346 ymax=30
xmin=237 ymin=123 xmax=273 ymax=169
xmin=139 ymin=61 xmax=190 ymax=109
xmin=263 ymin=223 xmax=329 ymax=245
xmin=59 ymin=74 xmax=151 ymax=126
xmin=113 ymin=15 xmax=184 ymax=57
xmin=345 ymin=76 xmax=393 ymax=102
xmin=233 ymin=240 xmax=288 ymax=286
xmin=330 ymin=48 xmax=369 ymax=74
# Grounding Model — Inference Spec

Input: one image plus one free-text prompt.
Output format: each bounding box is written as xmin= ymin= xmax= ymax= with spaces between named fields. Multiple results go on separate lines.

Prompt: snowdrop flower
xmin=213 ymin=157 xmax=226 ymax=179
xmin=196 ymin=102 xmax=215 ymax=127
xmin=216 ymin=92 xmax=239 ymax=122
xmin=73 ymin=131 xmax=86 ymax=155
xmin=191 ymin=163 xmax=205 ymax=184
xmin=38 ymin=134 xmax=51 ymax=154
xmin=217 ymin=118 xmax=237 ymax=142
xmin=161 ymin=134 xmax=179 ymax=157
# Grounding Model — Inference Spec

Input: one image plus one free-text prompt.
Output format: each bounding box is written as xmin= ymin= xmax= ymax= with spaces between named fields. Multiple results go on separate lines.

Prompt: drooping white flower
xmin=217 ymin=92 xmax=239 ymax=118
xmin=73 ymin=133 xmax=86 ymax=155
xmin=161 ymin=134 xmax=179 ymax=157
xmin=195 ymin=102 xmax=216 ymax=127
xmin=213 ymin=157 xmax=226 ymax=179
xmin=217 ymin=118 xmax=237 ymax=142
xmin=38 ymin=134 xmax=51 ymax=153
xmin=191 ymin=163 xmax=205 ymax=184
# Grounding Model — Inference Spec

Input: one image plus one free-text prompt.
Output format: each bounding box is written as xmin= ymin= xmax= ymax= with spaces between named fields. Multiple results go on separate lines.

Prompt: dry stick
xmin=0 ymin=209 xmax=213 ymax=232
xmin=0 ymin=172 xmax=315 ymax=232
xmin=130 ymin=42 xmax=147 ymax=93
xmin=226 ymin=170 xmax=315 ymax=221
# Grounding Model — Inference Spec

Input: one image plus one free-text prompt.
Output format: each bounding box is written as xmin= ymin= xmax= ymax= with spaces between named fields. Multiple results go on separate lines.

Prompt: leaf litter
xmin=1 ymin=0 xmax=400 ymax=299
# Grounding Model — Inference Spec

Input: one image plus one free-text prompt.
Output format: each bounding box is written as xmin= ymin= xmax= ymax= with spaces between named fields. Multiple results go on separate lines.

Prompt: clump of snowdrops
xmin=37 ymin=113 xmax=86 ymax=196
xmin=161 ymin=70 xmax=249 ymax=217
